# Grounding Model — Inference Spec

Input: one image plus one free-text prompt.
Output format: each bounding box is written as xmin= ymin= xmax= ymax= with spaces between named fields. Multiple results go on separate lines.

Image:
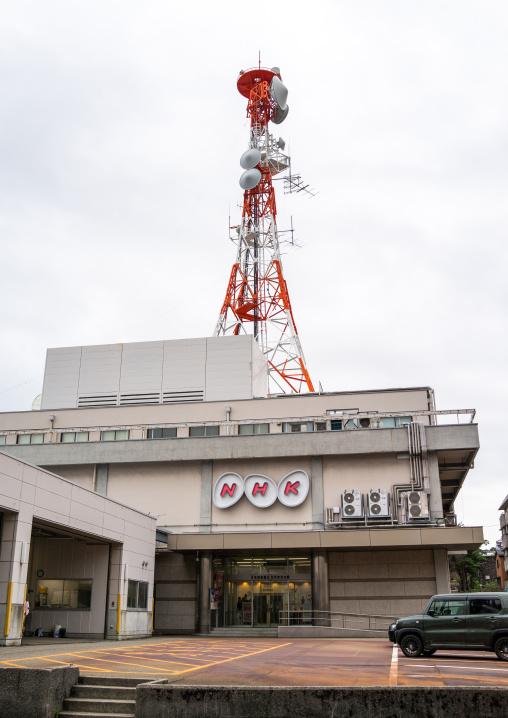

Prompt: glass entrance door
xmin=252 ymin=582 xmax=287 ymax=627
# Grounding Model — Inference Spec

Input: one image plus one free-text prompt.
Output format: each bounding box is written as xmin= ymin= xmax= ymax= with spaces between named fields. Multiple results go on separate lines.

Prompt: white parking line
xmin=400 ymin=663 xmax=508 ymax=673
xmin=388 ymin=644 xmax=398 ymax=686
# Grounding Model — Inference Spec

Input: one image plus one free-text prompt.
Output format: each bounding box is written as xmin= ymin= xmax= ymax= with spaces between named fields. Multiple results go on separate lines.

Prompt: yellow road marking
xmin=68 ymin=654 xmax=180 ymax=673
xmin=0 ymin=640 xmax=292 ymax=677
xmin=172 ymin=642 xmax=292 ymax=675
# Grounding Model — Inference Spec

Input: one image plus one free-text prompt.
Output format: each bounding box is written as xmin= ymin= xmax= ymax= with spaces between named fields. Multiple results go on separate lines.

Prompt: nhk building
xmin=0 ymin=336 xmax=483 ymax=639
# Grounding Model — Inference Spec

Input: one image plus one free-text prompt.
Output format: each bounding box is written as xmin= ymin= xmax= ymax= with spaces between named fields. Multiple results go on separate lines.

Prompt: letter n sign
xmin=213 ymin=473 xmax=244 ymax=508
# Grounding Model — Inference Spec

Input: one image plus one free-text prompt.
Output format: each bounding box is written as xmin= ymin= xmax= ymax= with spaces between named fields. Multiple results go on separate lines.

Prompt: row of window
xmin=0 ymin=417 xmax=412 ymax=445
xmin=34 ymin=578 xmax=148 ymax=611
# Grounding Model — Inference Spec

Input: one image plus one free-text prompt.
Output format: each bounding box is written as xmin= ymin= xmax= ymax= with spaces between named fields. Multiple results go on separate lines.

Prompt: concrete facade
xmin=0 ymin=337 xmax=483 ymax=637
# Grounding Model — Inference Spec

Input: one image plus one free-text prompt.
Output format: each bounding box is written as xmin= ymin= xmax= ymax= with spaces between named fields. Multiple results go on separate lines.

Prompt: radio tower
xmin=214 ymin=64 xmax=314 ymax=394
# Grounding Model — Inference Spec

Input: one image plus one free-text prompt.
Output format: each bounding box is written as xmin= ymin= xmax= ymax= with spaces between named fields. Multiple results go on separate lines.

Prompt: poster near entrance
xmin=212 ymin=555 xmax=312 ymax=628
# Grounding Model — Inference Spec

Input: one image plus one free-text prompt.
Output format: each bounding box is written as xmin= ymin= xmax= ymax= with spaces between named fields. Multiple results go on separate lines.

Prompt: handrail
xmin=278 ymin=609 xmax=397 ymax=633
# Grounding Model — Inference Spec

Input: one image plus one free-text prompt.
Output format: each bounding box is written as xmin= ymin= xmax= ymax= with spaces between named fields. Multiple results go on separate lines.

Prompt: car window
xmin=468 ymin=598 xmax=502 ymax=615
xmin=428 ymin=599 xmax=465 ymax=616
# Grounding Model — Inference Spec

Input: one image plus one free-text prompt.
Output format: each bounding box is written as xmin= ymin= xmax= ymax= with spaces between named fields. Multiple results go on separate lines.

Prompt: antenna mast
xmin=214 ymin=65 xmax=314 ymax=394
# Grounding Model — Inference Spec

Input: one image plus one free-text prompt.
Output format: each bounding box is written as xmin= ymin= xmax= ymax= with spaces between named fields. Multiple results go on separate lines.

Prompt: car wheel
xmin=422 ymin=649 xmax=436 ymax=656
xmin=400 ymin=634 xmax=423 ymax=658
xmin=494 ymin=637 xmax=508 ymax=661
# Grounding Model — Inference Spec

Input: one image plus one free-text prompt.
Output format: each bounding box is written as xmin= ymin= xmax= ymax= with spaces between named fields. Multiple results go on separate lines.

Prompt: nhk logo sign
xmin=213 ymin=470 xmax=310 ymax=509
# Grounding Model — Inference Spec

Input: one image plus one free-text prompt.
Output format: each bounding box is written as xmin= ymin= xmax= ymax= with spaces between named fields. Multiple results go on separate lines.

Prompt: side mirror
xmin=427 ymin=610 xmax=435 ymax=617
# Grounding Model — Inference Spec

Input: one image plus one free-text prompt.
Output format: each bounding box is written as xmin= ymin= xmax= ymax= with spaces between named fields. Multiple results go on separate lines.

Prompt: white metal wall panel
xmin=40 ymin=336 xmax=268 ymax=408
xmin=162 ymin=338 xmax=206 ymax=392
xmin=120 ymin=341 xmax=164 ymax=394
xmin=41 ymin=347 xmax=82 ymax=410
xmin=78 ymin=345 xmax=122 ymax=395
xmin=205 ymin=336 xmax=258 ymax=402
xmin=252 ymin=340 xmax=268 ymax=398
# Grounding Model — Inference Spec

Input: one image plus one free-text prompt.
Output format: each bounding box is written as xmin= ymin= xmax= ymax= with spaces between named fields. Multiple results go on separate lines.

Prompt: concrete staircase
xmin=59 ymin=676 xmax=144 ymax=718
xmin=211 ymin=627 xmax=278 ymax=637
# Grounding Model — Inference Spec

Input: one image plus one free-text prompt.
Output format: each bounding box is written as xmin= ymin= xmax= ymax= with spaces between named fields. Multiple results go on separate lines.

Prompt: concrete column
xmin=433 ymin=549 xmax=450 ymax=594
xmin=95 ymin=464 xmax=109 ymax=496
xmin=427 ymin=452 xmax=444 ymax=521
xmin=200 ymin=461 xmax=213 ymax=533
xmin=310 ymin=456 xmax=324 ymax=529
xmin=0 ymin=511 xmax=31 ymax=646
xmin=311 ymin=549 xmax=330 ymax=626
xmin=197 ymin=551 xmax=211 ymax=634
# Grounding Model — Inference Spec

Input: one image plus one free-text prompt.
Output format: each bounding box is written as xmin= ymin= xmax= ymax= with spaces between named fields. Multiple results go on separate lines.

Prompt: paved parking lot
xmin=2 ymin=637 xmax=508 ymax=687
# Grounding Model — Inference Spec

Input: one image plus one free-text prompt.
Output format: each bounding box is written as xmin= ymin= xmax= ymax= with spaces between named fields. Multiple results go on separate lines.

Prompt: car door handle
xmin=488 ymin=617 xmax=498 ymax=621
xmin=452 ymin=617 xmax=462 ymax=622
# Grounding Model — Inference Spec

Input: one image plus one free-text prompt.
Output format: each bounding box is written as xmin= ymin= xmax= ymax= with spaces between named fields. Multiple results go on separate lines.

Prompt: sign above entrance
xmin=213 ymin=470 xmax=310 ymax=509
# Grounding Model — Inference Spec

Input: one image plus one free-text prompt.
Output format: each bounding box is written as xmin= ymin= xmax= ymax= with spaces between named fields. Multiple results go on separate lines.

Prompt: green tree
xmin=452 ymin=549 xmax=487 ymax=592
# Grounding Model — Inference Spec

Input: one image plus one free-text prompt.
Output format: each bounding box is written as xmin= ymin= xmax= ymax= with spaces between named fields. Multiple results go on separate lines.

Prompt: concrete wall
xmin=1 ymin=386 xmax=433 ymax=434
xmin=328 ymin=548 xmax=437 ymax=621
xmin=135 ymin=684 xmax=508 ymax=718
xmin=154 ymin=551 xmax=197 ymax=635
xmin=0 ymin=665 xmax=78 ymax=718
xmin=106 ymin=462 xmax=202 ymax=530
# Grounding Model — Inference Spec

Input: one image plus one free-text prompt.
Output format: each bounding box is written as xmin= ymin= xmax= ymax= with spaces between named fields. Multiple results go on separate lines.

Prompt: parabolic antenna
xmin=240 ymin=168 xmax=261 ymax=190
xmin=270 ymin=76 xmax=288 ymax=110
xmin=271 ymin=66 xmax=281 ymax=75
xmin=240 ymin=148 xmax=261 ymax=170
xmin=271 ymin=104 xmax=289 ymax=125
xmin=32 ymin=394 xmax=42 ymax=411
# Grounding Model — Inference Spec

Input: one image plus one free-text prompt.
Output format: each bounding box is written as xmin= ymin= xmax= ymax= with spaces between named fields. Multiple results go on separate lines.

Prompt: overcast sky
xmin=1 ymin=0 xmax=507 ymax=546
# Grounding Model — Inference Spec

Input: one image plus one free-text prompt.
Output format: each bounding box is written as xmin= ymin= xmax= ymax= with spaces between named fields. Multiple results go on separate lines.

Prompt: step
xmin=211 ymin=627 xmax=278 ymax=637
xmin=62 ymin=697 xmax=135 ymax=715
xmin=72 ymin=685 xmax=136 ymax=700
xmin=79 ymin=676 xmax=146 ymax=687
xmin=59 ymin=713 xmax=134 ymax=718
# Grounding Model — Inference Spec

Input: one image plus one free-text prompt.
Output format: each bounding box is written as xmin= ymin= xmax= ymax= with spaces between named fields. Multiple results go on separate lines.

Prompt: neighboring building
xmin=0 ymin=336 xmax=483 ymax=638
xmin=499 ymin=496 xmax=508 ymax=590
xmin=495 ymin=540 xmax=507 ymax=589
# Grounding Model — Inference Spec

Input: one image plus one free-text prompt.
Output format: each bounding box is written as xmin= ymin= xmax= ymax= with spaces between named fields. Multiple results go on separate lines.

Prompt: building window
xmin=147 ymin=428 xmax=177 ymax=439
xmin=17 ymin=434 xmax=44 ymax=445
xmin=314 ymin=422 xmax=327 ymax=432
xmin=0 ymin=435 xmax=6 ymax=445
xmin=101 ymin=430 xmax=129 ymax=441
xmin=379 ymin=416 xmax=411 ymax=428
xmin=189 ymin=426 xmax=220 ymax=437
xmin=330 ymin=420 xmax=342 ymax=431
xmin=282 ymin=422 xmax=314 ymax=433
xmin=35 ymin=579 xmax=92 ymax=609
xmin=238 ymin=423 xmax=269 ymax=435
xmin=127 ymin=580 xmax=148 ymax=609
xmin=61 ymin=432 xmax=89 ymax=443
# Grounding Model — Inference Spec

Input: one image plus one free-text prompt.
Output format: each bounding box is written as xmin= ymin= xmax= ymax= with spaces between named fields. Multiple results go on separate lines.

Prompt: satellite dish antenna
xmin=270 ymin=76 xmax=288 ymax=110
xmin=32 ymin=394 xmax=42 ymax=411
xmin=271 ymin=104 xmax=289 ymax=125
xmin=240 ymin=148 xmax=262 ymax=170
xmin=276 ymin=137 xmax=286 ymax=151
xmin=271 ymin=66 xmax=281 ymax=75
xmin=240 ymin=168 xmax=262 ymax=190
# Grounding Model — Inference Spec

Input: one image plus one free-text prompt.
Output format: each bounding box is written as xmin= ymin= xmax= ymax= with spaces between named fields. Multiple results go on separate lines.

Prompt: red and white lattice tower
xmin=214 ymin=65 xmax=314 ymax=394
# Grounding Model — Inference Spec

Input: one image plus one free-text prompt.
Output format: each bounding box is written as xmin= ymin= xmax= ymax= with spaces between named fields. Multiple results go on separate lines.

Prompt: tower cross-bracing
xmin=214 ymin=65 xmax=314 ymax=394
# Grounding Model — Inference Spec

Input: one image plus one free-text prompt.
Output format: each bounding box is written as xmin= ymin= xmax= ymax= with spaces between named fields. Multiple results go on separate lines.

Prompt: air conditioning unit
xmin=405 ymin=491 xmax=429 ymax=520
xmin=341 ymin=490 xmax=364 ymax=519
xmin=367 ymin=489 xmax=390 ymax=518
